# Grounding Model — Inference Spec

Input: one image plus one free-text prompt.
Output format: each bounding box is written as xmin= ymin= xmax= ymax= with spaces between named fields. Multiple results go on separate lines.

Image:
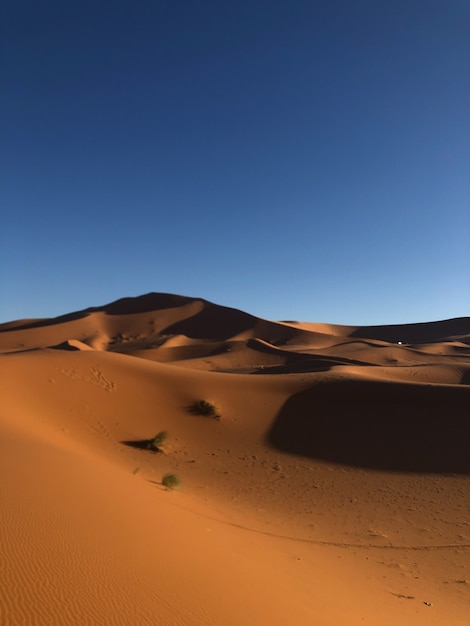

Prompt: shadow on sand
xmin=267 ymin=379 xmax=470 ymax=473
xmin=120 ymin=439 xmax=162 ymax=452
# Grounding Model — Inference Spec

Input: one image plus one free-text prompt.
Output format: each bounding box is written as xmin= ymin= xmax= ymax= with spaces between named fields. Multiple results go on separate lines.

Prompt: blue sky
xmin=1 ymin=0 xmax=469 ymax=325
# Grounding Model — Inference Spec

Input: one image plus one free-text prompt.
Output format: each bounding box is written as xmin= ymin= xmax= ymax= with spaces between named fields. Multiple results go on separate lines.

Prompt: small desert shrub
xmin=162 ymin=473 xmax=181 ymax=490
xmin=147 ymin=430 xmax=168 ymax=451
xmin=190 ymin=400 xmax=221 ymax=419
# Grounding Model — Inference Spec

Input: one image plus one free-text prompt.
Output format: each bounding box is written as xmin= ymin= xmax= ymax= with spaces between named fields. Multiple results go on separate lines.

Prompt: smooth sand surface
xmin=1 ymin=293 xmax=469 ymax=625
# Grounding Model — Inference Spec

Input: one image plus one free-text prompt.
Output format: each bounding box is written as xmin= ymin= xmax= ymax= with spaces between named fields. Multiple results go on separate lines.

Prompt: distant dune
xmin=1 ymin=293 xmax=469 ymax=625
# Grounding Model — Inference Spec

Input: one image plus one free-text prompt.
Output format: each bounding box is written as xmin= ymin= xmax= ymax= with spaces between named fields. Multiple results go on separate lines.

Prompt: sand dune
xmin=1 ymin=293 xmax=469 ymax=625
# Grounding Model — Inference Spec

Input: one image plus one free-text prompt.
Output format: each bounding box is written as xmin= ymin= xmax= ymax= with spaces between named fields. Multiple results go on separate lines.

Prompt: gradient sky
xmin=1 ymin=0 xmax=469 ymax=325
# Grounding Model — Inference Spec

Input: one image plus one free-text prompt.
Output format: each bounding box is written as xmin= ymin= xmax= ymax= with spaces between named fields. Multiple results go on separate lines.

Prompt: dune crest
xmin=1 ymin=293 xmax=469 ymax=625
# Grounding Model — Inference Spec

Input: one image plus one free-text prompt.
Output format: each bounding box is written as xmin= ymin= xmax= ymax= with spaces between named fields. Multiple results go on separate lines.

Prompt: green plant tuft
xmin=147 ymin=430 xmax=168 ymax=451
xmin=162 ymin=473 xmax=181 ymax=490
xmin=190 ymin=400 xmax=221 ymax=419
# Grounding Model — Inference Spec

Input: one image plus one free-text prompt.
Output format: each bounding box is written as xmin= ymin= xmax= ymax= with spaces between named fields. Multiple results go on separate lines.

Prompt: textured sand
xmin=1 ymin=293 xmax=469 ymax=625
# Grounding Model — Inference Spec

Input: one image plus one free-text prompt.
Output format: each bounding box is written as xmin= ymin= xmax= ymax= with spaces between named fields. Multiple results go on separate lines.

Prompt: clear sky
xmin=1 ymin=0 xmax=469 ymax=325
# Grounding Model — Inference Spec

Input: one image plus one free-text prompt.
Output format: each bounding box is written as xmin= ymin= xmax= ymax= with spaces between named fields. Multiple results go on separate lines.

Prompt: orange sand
xmin=1 ymin=293 xmax=469 ymax=625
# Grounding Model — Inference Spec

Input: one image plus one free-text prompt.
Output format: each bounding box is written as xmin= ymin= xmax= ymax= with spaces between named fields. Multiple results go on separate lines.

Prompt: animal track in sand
xmin=87 ymin=419 xmax=115 ymax=443
xmin=59 ymin=367 xmax=81 ymax=380
xmin=170 ymin=501 xmax=470 ymax=552
xmin=88 ymin=368 xmax=116 ymax=392
xmin=225 ymin=523 xmax=470 ymax=551
xmin=59 ymin=367 xmax=116 ymax=392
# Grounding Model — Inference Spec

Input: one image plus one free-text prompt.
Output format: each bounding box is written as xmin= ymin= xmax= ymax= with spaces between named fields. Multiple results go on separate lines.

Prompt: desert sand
xmin=1 ymin=292 xmax=469 ymax=625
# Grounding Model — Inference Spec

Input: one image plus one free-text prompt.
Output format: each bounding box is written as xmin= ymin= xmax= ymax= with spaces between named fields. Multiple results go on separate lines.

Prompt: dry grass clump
xmin=162 ymin=473 xmax=181 ymax=490
xmin=146 ymin=431 xmax=168 ymax=451
xmin=190 ymin=400 xmax=221 ymax=419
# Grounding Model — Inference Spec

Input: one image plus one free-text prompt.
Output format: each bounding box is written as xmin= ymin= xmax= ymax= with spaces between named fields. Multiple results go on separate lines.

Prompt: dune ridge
xmin=1 ymin=293 xmax=469 ymax=625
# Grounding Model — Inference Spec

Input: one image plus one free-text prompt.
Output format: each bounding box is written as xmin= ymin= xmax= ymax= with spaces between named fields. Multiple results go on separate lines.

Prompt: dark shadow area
xmin=112 ymin=340 xmax=230 ymax=362
xmin=247 ymin=338 xmax=369 ymax=373
xmin=252 ymin=356 xmax=369 ymax=374
xmin=351 ymin=317 xmax=470 ymax=345
xmin=267 ymin=380 xmax=470 ymax=473
xmin=165 ymin=304 xmax=258 ymax=341
xmin=100 ymin=293 xmax=196 ymax=315
xmin=0 ymin=293 xmax=197 ymax=332
xmin=253 ymin=362 xmax=332 ymax=374
xmin=120 ymin=439 xmax=162 ymax=452
xmin=461 ymin=370 xmax=470 ymax=386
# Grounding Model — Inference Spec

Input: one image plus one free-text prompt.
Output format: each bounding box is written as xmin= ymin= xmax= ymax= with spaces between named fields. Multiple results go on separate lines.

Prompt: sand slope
xmin=1 ymin=293 xmax=469 ymax=625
